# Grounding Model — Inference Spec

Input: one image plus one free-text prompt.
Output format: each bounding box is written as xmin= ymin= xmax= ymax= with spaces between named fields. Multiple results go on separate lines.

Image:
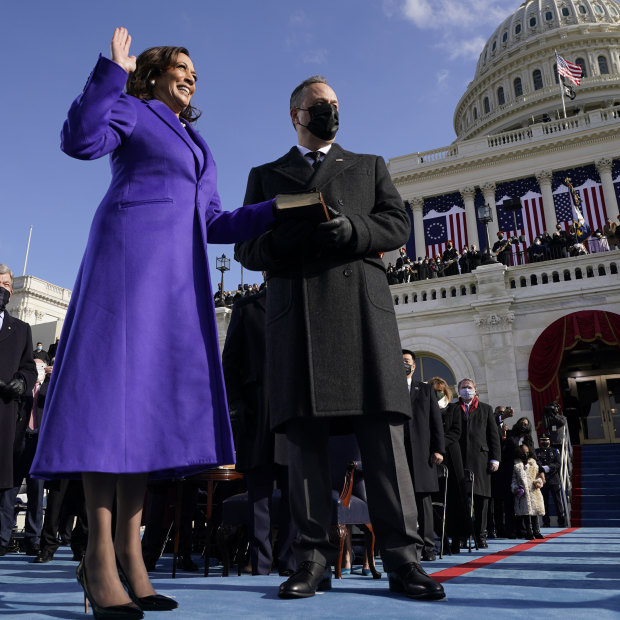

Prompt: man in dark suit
xmin=492 ymin=232 xmax=512 ymax=266
xmin=402 ymin=350 xmax=445 ymax=561
xmin=442 ymin=242 xmax=458 ymax=276
xmin=222 ymin=288 xmax=296 ymax=576
xmin=0 ymin=264 xmax=37 ymax=555
xmin=235 ymin=76 xmax=444 ymax=601
xmin=456 ymin=378 xmax=501 ymax=548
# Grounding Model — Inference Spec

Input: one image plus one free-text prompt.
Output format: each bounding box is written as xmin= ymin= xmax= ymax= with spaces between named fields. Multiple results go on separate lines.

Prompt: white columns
xmin=536 ymin=170 xmax=557 ymax=231
xmin=482 ymin=182 xmax=499 ymax=239
xmin=410 ymin=197 xmax=426 ymax=259
xmin=460 ymin=186 xmax=480 ymax=249
xmin=596 ymin=158 xmax=620 ymax=221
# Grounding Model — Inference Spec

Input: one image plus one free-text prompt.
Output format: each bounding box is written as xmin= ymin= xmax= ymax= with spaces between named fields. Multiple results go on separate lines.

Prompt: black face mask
xmin=515 ymin=422 xmax=530 ymax=435
xmin=404 ymin=363 xmax=412 ymax=376
xmin=520 ymin=453 xmax=529 ymax=463
xmin=0 ymin=287 xmax=10 ymax=313
xmin=299 ymin=103 xmax=339 ymax=141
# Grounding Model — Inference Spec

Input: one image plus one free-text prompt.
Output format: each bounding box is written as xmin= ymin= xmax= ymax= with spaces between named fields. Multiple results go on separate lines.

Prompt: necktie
xmin=307 ymin=151 xmax=322 ymax=171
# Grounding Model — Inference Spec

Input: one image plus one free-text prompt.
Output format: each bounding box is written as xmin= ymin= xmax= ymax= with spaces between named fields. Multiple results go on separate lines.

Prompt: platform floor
xmin=1 ymin=527 xmax=619 ymax=619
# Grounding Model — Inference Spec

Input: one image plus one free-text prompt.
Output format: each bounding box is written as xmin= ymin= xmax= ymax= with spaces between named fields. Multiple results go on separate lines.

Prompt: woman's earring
xmin=149 ymin=79 xmax=156 ymax=87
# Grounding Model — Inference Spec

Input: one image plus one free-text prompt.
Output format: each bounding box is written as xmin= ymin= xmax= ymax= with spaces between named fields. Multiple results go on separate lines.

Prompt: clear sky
xmin=1 ymin=0 xmax=522 ymax=292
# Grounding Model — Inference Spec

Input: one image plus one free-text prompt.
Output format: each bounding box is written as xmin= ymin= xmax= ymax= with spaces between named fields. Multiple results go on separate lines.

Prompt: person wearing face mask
xmin=535 ymin=435 xmax=566 ymax=528
xmin=492 ymin=232 xmax=512 ymax=266
xmin=455 ymin=378 xmax=501 ymax=549
xmin=401 ymin=351 xmax=445 ymax=562
xmin=511 ymin=445 xmax=545 ymax=540
xmin=235 ymin=76 xmax=445 ymax=602
xmin=0 ymin=264 xmax=37 ymax=556
xmin=527 ymin=237 xmax=546 ymax=262
xmin=0 ymin=359 xmax=48 ymax=556
xmin=32 ymin=342 xmax=50 ymax=365
xmin=430 ymin=377 xmax=464 ymax=554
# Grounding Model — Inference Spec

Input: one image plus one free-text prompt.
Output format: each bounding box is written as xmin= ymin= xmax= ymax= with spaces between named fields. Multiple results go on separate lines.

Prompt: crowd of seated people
xmin=214 ymin=282 xmax=265 ymax=307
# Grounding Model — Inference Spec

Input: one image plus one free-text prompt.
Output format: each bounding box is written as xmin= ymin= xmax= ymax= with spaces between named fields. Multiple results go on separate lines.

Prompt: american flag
xmin=555 ymin=52 xmax=582 ymax=86
xmin=423 ymin=193 xmax=468 ymax=258
xmin=552 ymin=165 xmax=608 ymax=232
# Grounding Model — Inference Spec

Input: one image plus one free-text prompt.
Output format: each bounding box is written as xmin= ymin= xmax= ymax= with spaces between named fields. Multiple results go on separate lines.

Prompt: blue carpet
xmin=1 ymin=528 xmax=619 ymax=619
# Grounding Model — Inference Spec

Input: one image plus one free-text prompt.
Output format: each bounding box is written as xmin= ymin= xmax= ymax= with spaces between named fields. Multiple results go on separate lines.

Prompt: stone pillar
xmin=535 ymin=170 xmax=557 ymax=231
xmin=410 ymin=197 xmax=426 ymax=259
xmin=596 ymin=158 xmax=620 ymax=221
xmin=481 ymin=182 xmax=499 ymax=239
xmin=460 ymin=186 xmax=480 ymax=249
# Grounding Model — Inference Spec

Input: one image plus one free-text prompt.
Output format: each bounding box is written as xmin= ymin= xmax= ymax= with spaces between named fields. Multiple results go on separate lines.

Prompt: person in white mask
xmin=456 ymin=379 xmax=501 ymax=549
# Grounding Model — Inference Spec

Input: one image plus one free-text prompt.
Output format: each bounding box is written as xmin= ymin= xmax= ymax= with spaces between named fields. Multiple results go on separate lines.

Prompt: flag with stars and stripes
xmin=422 ymin=193 xmax=468 ymax=258
xmin=555 ymin=52 xmax=582 ymax=86
xmin=552 ymin=165 xmax=607 ymax=233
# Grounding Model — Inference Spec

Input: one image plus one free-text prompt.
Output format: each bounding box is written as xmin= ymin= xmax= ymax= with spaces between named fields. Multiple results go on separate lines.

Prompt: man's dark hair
xmin=290 ymin=75 xmax=329 ymax=109
xmin=402 ymin=349 xmax=416 ymax=360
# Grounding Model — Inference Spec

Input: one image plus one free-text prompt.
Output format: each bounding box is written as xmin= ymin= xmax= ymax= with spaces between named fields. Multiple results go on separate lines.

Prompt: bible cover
xmin=274 ymin=189 xmax=331 ymax=222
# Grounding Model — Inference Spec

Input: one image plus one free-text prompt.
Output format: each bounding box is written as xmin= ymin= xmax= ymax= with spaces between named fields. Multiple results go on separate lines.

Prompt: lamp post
xmin=477 ymin=204 xmax=497 ymax=265
xmin=216 ymin=254 xmax=231 ymax=306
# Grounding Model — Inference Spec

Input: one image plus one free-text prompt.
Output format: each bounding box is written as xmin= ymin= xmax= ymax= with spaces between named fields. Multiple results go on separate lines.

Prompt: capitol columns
xmin=596 ymin=158 xmax=620 ymax=221
xmin=410 ymin=197 xmax=426 ymax=258
xmin=535 ymin=170 xmax=558 ymax=231
xmin=459 ymin=186 xmax=480 ymax=249
xmin=481 ymin=182 xmax=499 ymax=239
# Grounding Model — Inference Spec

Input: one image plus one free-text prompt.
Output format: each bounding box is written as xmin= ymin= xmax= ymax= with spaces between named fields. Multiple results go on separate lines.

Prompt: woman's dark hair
xmin=126 ymin=46 xmax=201 ymax=123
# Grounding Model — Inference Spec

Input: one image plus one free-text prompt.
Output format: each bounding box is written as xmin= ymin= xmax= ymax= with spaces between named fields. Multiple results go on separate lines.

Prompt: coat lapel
xmin=144 ymin=100 xmax=205 ymax=177
xmin=0 ymin=312 xmax=15 ymax=345
xmin=273 ymin=147 xmax=315 ymax=186
xmin=311 ymin=143 xmax=356 ymax=188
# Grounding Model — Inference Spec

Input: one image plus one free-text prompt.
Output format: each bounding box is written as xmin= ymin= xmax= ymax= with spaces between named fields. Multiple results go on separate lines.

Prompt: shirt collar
xmin=296 ymin=144 xmax=332 ymax=157
xmin=459 ymin=396 xmax=479 ymax=411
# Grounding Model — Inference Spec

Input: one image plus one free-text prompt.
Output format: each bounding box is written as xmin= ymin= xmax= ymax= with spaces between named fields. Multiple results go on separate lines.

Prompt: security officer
xmin=535 ymin=435 xmax=566 ymax=528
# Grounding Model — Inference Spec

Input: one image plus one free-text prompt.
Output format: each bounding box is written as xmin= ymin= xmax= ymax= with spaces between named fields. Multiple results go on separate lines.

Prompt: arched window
xmin=497 ymin=86 xmax=505 ymax=105
xmin=533 ymin=69 xmax=543 ymax=90
xmin=529 ymin=15 xmax=537 ymax=27
xmin=575 ymin=57 xmax=587 ymax=78
xmin=578 ymin=5 xmax=587 ymax=14
xmin=492 ymin=40 xmax=497 ymax=52
xmin=409 ymin=354 xmax=456 ymax=386
xmin=598 ymin=55 xmax=609 ymax=74
xmin=502 ymin=31 xmax=508 ymax=42
xmin=473 ymin=106 xmax=478 ymax=120
xmin=545 ymin=11 xmax=553 ymax=21
xmin=484 ymin=97 xmax=490 ymax=114
xmin=515 ymin=23 xmax=522 ymax=34
xmin=593 ymin=4 xmax=604 ymax=15
xmin=514 ymin=77 xmax=523 ymax=97
xmin=561 ymin=7 xmax=570 ymax=17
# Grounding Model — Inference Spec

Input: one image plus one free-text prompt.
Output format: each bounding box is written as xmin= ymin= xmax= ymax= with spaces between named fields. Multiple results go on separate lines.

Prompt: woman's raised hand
xmin=110 ymin=27 xmax=136 ymax=73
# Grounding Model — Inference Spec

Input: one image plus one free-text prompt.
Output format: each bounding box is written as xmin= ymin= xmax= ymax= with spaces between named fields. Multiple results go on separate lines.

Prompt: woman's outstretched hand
xmin=110 ymin=27 xmax=136 ymax=73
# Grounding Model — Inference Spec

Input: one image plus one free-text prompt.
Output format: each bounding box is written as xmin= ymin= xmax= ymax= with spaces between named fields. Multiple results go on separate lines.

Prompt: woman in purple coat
xmin=31 ymin=28 xmax=274 ymax=618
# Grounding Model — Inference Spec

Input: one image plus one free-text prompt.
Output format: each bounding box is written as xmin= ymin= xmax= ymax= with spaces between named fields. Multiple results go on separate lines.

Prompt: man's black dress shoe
xmin=34 ymin=550 xmax=54 ymax=563
xmin=25 ymin=543 xmax=41 ymax=556
xmin=388 ymin=562 xmax=446 ymax=600
xmin=278 ymin=561 xmax=332 ymax=599
xmin=421 ymin=550 xmax=437 ymax=562
xmin=476 ymin=538 xmax=489 ymax=549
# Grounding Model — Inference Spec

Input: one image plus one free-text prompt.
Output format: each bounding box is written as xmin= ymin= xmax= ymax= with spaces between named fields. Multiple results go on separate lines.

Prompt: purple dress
xmin=31 ymin=56 xmax=273 ymax=479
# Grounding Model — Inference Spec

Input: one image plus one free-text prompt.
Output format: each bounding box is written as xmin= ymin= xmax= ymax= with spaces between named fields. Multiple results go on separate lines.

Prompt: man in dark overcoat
xmin=402 ymin=350 xmax=445 ymax=561
xmin=221 ymin=288 xmax=296 ymax=576
xmin=0 ymin=264 xmax=37 ymax=555
xmin=235 ymin=76 xmax=444 ymax=601
xmin=456 ymin=378 xmax=501 ymax=548
xmin=442 ymin=242 xmax=458 ymax=276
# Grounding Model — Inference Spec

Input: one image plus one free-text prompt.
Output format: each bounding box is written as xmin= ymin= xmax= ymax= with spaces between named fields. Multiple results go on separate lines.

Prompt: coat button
xmin=343 ymin=266 xmax=352 ymax=277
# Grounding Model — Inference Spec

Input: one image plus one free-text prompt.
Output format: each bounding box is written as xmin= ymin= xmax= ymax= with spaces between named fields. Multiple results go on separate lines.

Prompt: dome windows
xmin=498 ymin=86 xmax=505 ymax=105
xmin=502 ymin=31 xmax=508 ymax=43
xmin=561 ymin=7 xmax=570 ymax=17
xmin=593 ymin=4 xmax=603 ymax=15
xmin=492 ymin=40 xmax=497 ymax=52
xmin=610 ymin=5 xmax=619 ymax=17
xmin=598 ymin=55 xmax=609 ymax=74
xmin=533 ymin=69 xmax=543 ymax=90
xmin=473 ymin=106 xmax=478 ymax=120
xmin=578 ymin=5 xmax=587 ymax=14
xmin=484 ymin=97 xmax=490 ymax=114
xmin=545 ymin=10 xmax=553 ymax=21
xmin=529 ymin=15 xmax=537 ymax=27
xmin=515 ymin=22 xmax=522 ymax=34
xmin=514 ymin=77 xmax=523 ymax=97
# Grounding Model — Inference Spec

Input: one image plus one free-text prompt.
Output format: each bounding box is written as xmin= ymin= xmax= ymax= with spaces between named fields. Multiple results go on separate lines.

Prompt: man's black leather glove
xmin=312 ymin=215 xmax=353 ymax=249
xmin=270 ymin=219 xmax=317 ymax=255
xmin=4 ymin=377 xmax=26 ymax=400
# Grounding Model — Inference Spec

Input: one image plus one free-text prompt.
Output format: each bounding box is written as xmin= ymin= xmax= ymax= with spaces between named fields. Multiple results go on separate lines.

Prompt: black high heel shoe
xmin=116 ymin=558 xmax=179 ymax=611
xmin=76 ymin=559 xmax=144 ymax=619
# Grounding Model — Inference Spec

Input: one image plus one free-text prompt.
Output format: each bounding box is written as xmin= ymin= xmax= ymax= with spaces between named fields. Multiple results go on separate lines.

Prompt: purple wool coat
xmin=31 ymin=56 xmax=274 ymax=480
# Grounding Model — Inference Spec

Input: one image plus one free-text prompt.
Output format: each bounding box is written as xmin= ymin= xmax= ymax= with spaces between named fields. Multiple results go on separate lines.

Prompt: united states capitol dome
xmin=453 ymin=0 xmax=620 ymax=141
